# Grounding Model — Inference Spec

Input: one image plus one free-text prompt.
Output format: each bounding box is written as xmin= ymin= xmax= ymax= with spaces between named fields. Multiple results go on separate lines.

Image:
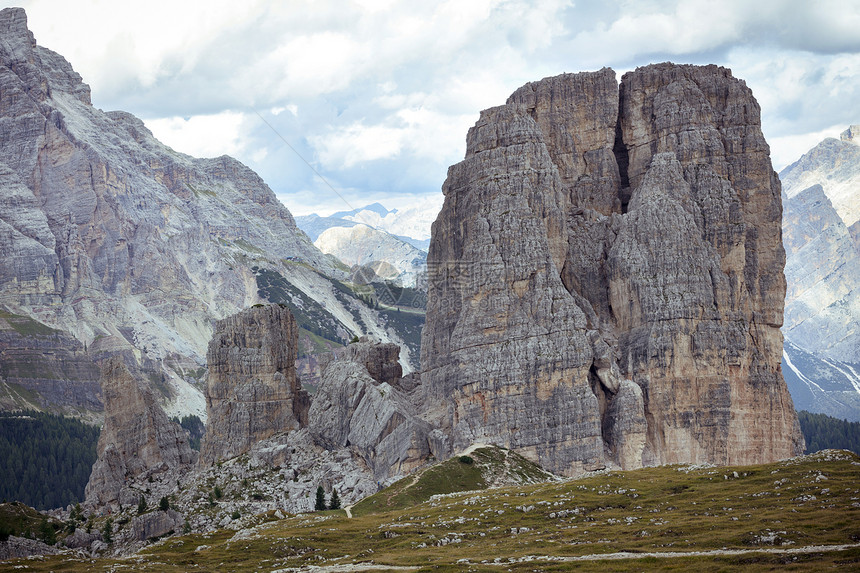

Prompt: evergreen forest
xmin=798 ymin=410 xmax=860 ymax=454
xmin=0 ymin=411 xmax=99 ymax=510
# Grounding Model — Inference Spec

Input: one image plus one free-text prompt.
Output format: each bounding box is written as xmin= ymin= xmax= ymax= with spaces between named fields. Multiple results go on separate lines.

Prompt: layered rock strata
xmin=85 ymin=357 xmax=196 ymax=508
xmin=199 ymin=305 xmax=309 ymax=465
xmin=422 ymin=63 xmax=803 ymax=475
xmin=0 ymin=310 xmax=100 ymax=417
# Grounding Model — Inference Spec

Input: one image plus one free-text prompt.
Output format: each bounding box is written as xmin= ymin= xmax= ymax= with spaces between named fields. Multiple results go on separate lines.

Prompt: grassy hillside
xmin=4 ymin=450 xmax=859 ymax=571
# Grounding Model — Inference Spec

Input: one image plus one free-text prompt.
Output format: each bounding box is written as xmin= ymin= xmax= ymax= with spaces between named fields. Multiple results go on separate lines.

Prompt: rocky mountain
xmin=296 ymin=200 xmax=437 ymax=251
xmin=84 ymin=357 xmax=196 ymax=509
xmin=82 ymin=306 xmax=433 ymax=548
xmin=0 ymin=7 xmax=415 ymax=418
xmin=422 ymin=64 xmax=803 ymax=475
xmin=200 ymin=305 xmax=308 ymax=465
xmin=314 ymin=224 xmax=427 ymax=288
xmin=780 ymin=126 xmax=860 ymax=420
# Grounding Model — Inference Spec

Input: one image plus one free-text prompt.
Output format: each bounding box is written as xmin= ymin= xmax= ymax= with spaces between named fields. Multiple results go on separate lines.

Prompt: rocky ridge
xmin=779 ymin=127 xmax=860 ymax=420
xmin=82 ymin=306 xmax=429 ymax=553
xmin=422 ymin=64 xmax=803 ymax=475
xmin=200 ymin=305 xmax=308 ymax=465
xmin=314 ymin=224 xmax=427 ymax=288
xmin=0 ymin=7 xmax=414 ymax=419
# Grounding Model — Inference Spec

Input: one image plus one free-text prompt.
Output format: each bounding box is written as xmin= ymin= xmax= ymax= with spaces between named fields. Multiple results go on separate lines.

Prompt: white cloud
xmin=8 ymin=0 xmax=860 ymax=214
xmin=143 ymin=112 xmax=250 ymax=158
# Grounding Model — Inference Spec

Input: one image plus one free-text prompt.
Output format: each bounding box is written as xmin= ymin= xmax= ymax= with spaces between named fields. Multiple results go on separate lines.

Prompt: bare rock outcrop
xmin=422 ymin=63 xmax=803 ymax=475
xmin=309 ymin=337 xmax=430 ymax=479
xmin=85 ymin=357 xmax=196 ymax=508
xmin=199 ymin=305 xmax=309 ymax=465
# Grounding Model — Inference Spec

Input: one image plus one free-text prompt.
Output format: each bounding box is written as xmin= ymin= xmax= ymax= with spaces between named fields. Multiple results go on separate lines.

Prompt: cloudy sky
xmin=6 ymin=0 xmax=860 ymax=216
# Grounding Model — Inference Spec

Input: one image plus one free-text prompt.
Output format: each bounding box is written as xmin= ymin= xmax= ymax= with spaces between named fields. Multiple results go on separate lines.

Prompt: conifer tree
xmin=328 ymin=488 xmax=341 ymax=510
xmin=314 ymin=485 xmax=326 ymax=511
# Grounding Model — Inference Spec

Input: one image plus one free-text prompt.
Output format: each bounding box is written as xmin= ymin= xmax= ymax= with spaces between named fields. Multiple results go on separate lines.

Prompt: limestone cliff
xmin=422 ymin=63 xmax=803 ymax=475
xmin=0 ymin=310 xmax=100 ymax=419
xmin=85 ymin=357 xmax=196 ymax=509
xmin=199 ymin=305 xmax=309 ymax=465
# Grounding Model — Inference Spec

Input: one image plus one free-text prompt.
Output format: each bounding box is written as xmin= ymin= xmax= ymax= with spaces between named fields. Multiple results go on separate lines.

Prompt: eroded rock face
xmin=85 ymin=357 xmax=196 ymax=508
xmin=309 ymin=337 xmax=430 ymax=479
xmin=422 ymin=63 xmax=803 ymax=475
xmin=199 ymin=305 xmax=309 ymax=465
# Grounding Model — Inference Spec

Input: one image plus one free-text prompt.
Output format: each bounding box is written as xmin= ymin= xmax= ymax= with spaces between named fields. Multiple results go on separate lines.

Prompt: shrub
xmin=459 ymin=455 xmax=474 ymax=465
xmin=102 ymin=518 xmax=113 ymax=544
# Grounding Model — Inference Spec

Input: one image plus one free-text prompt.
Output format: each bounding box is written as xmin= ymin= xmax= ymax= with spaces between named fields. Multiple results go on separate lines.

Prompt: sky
xmin=5 ymin=0 xmax=860 ymax=217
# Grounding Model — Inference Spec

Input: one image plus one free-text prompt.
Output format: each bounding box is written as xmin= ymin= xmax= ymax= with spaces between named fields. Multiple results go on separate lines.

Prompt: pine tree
xmin=137 ymin=496 xmax=147 ymax=514
xmin=102 ymin=518 xmax=113 ymax=544
xmin=159 ymin=496 xmax=170 ymax=511
xmin=328 ymin=488 xmax=341 ymax=510
xmin=314 ymin=486 xmax=326 ymax=511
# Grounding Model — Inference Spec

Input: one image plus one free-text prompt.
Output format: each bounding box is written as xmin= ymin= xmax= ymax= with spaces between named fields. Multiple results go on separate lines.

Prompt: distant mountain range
xmin=295 ymin=198 xmax=442 ymax=287
xmin=780 ymin=126 xmax=860 ymax=421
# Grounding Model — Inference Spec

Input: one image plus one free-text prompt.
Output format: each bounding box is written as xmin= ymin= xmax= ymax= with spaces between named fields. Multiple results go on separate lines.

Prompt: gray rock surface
xmin=309 ymin=338 xmax=430 ymax=479
xmin=131 ymin=508 xmax=184 ymax=541
xmin=200 ymin=305 xmax=309 ymax=465
xmin=85 ymin=357 xmax=196 ymax=509
xmin=0 ymin=310 xmax=100 ymax=419
xmin=422 ymin=63 xmax=803 ymax=475
xmin=314 ymin=224 xmax=427 ymax=288
xmin=778 ymin=129 xmax=860 ymax=420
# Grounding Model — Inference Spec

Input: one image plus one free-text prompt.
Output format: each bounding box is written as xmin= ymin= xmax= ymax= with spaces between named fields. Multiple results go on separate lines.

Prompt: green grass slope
xmin=351 ymin=446 xmax=554 ymax=517
xmin=3 ymin=450 xmax=860 ymax=572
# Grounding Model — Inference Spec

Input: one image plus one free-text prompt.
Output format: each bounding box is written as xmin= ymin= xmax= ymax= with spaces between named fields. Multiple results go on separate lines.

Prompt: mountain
xmin=0 ymin=7 xmax=416 ymax=418
xmin=314 ymin=224 xmax=427 ymax=288
xmin=296 ymin=198 xmax=440 ymax=250
xmin=339 ymin=196 xmax=442 ymax=246
xmin=296 ymin=202 xmax=433 ymax=288
xmin=780 ymin=126 xmax=860 ymax=420
xmin=782 ymin=340 xmax=860 ymax=422
xmin=422 ymin=64 xmax=802 ymax=475
xmin=330 ymin=201 xmax=394 ymax=220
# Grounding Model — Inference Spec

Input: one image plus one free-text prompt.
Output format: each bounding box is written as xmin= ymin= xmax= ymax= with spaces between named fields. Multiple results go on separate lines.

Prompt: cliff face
xmin=199 ymin=305 xmax=308 ymax=465
xmin=422 ymin=64 xmax=803 ymax=475
xmin=85 ymin=357 xmax=196 ymax=508
xmin=0 ymin=310 xmax=100 ymax=418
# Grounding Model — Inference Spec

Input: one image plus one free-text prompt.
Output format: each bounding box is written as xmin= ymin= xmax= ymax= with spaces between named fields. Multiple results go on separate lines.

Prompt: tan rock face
xmin=199 ymin=305 xmax=308 ymax=465
xmin=422 ymin=63 xmax=803 ymax=475
xmin=85 ymin=357 xmax=196 ymax=508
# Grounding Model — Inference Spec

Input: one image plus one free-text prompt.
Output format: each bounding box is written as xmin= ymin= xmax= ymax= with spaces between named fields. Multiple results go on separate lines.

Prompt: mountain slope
xmin=314 ymin=224 xmax=427 ymax=287
xmin=0 ymin=8 xmax=414 ymax=416
xmin=780 ymin=126 xmax=860 ymax=420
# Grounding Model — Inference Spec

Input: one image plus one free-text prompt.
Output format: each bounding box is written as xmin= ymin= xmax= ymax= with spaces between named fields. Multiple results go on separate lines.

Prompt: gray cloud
xmin=8 ymin=0 xmax=860 ymax=213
